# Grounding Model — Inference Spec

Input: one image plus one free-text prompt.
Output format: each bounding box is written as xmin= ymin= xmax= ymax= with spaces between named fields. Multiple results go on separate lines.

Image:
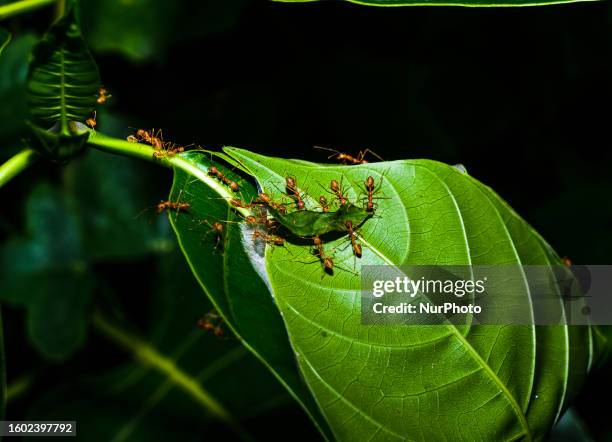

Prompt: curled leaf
xmin=26 ymin=4 xmax=100 ymax=161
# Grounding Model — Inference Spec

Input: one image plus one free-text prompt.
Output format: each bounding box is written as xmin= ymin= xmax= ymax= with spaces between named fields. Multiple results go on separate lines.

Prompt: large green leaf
xmin=274 ymin=0 xmax=596 ymax=6
xmin=25 ymin=2 xmax=100 ymax=161
xmin=167 ymin=151 xmax=333 ymax=439
xmin=169 ymin=146 xmax=596 ymax=441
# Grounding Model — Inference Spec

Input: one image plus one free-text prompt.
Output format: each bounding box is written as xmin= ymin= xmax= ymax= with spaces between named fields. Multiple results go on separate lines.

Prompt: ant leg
xmin=362 ymin=148 xmax=384 ymax=162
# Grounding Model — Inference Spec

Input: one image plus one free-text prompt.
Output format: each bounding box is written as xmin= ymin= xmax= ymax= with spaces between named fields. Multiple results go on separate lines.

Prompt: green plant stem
xmin=87 ymin=133 xmax=252 ymax=217
xmin=6 ymin=373 xmax=34 ymax=403
xmin=0 ymin=0 xmax=56 ymax=20
xmin=91 ymin=312 xmax=233 ymax=424
xmin=0 ymin=149 xmax=38 ymax=189
xmin=54 ymin=0 xmax=65 ymax=19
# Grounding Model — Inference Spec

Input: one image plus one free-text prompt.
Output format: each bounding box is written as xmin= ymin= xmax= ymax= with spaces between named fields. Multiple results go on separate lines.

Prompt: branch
xmin=91 ymin=312 xmax=234 ymax=424
xmin=87 ymin=132 xmax=252 ymax=217
xmin=0 ymin=0 xmax=56 ymax=20
xmin=0 ymin=149 xmax=38 ymax=189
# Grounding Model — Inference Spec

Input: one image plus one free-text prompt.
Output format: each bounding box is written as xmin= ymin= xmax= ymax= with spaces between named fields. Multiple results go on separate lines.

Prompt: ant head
xmin=285 ymin=176 xmax=297 ymax=189
xmin=365 ymin=176 xmax=375 ymax=190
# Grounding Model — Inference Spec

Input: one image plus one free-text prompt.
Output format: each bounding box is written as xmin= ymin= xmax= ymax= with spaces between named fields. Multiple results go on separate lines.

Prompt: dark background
xmin=0 ymin=0 xmax=611 ymax=440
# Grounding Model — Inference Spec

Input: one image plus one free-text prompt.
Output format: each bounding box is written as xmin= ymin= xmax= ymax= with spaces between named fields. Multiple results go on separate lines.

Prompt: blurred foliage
xmin=550 ymin=409 xmax=594 ymax=442
xmin=79 ymin=0 xmax=249 ymax=63
xmin=0 ymin=33 xmax=37 ymax=144
xmin=0 ymin=182 xmax=92 ymax=359
xmin=25 ymin=252 xmax=293 ymax=441
xmin=0 ymin=110 xmax=172 ymax=361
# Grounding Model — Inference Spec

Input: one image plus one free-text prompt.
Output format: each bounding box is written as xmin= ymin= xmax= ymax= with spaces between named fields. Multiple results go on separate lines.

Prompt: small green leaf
xmin=26 ymin=2 xmax=100 ymax=160
xmin=26 ymin=121 xmax=89 ymax=163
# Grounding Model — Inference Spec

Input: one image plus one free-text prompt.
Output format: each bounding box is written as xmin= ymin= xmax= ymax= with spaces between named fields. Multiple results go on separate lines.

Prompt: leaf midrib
xmin=59 ymin=47 xmax=67 ymax=133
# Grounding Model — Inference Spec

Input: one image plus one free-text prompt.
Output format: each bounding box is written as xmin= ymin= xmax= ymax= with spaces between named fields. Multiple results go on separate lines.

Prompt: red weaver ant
xmin=96 ymin=87 xmax=111 ymax=104
xmin=314 ymin=146 xmax=383 ymax=165
xmin=330 ymin=179 xmax=348 ymax=206
xmin=285 ymin=176 xmax=305 ymax=210
xmin=252 ymin=230 xmax=285 ymax=246
xmin=362 ymin=175 xmax=386 ymax=212
xmin=319 ymin=195 xmax=330 ymax=212
xmin=197 ymin=311 xmax=225 ymax=338
xmin=245 ymin=208 xmax=277 ymax=231
xmin=85 ymin=111 xmax=97 ymax=129
xmin=313 ymin=236 xmax=334 ymax=274
xmin=208 ymin=165 xmax=240 ymax=192
xmin=204 ymin=220 xmax=225 ymax=249
xmin=345 ymin=220 xmax=362 ymax=257
xmin=257 ymin=193 xmax=287 ymax=214
xmin=134 ymin=128 xmax=163 ymax=149
xmin=156 ymin=200 xmax=190 ymax=214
